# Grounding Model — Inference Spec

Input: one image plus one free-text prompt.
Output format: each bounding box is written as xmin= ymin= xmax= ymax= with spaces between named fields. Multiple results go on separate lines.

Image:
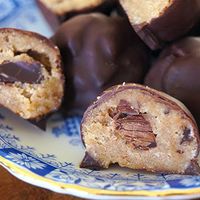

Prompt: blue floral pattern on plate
xmin=0 ymin=109 xmax=199 ymax=193
xmin=0 ymin=1 xmax=199 ymax=199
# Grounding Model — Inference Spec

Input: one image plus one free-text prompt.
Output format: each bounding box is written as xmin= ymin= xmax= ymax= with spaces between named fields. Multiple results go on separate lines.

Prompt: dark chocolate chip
xmin=0 ymin=61 xmax=43 ymax=84
xmin=109 ymin=99 xmax=139 ymax=120
xmin=147 ymin=142 xmax=157 ymax=148
xmin=180 ymin=128 xmax=193 ymax=145
xmin=80 ymin=152 xmax=102 ymax=170
xmin=116 ymin=100 xmax=139 ymax=115
xmin=112 ymin=100 xmax=157 ymax=150
xmin=176 ymin=150 xmax=184 ymax=154
xmin=164 ymin=108 xmax=170 ymax=115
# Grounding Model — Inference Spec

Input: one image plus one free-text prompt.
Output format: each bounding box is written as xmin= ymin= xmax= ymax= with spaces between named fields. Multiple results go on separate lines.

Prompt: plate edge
xmin=0 ymin=156 xmax=200 ymax=197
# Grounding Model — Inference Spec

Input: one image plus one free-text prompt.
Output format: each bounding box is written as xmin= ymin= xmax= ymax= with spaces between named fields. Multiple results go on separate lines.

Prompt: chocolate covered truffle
xmin=145 ymin=37 xmax=200 ymax=126
xmin=80 ymin=83 xmax=200 ymax=175
xmin=38 ymin=0 xmax=116 ymax=31
xmin=52 ymin=13 xmax=150 ymax=115
xmin=0 ymin=28 xmax=64 ymax=128
xmin=119 ymin=0 xmax=200 ymax=50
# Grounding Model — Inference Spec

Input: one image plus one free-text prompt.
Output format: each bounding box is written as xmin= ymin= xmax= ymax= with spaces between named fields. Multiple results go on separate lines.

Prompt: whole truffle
xmin=145 ymin=37 xmax=200 ymax=125
xmin=52 ymin=13 xmax=149 ymax=114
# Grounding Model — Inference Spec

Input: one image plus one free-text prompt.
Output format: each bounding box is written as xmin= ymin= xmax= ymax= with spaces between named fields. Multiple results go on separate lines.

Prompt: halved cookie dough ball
xmin=81 ymin=83 xmax=200 ymax=175
xmin=119 ymin=0 xmax=200 ymax=50
xmin=52 ymin=13 xmax=150 ymax=114
xmin=0 ymin=28 xmax=64 ymax=124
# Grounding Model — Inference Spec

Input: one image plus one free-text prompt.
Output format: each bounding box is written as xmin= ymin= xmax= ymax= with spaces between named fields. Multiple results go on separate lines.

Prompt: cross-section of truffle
xmin=37 ymin=0 xmax=116 ymax=30
xmin=80 ymin=83 xmax=200 ymax=175
xmin=0 ymin=28 xmax=64 ymax=128
xmin=119 ymin=0 xmax=200 ymax=50
xmin=52 ymin=13 xmax=150 ymax=115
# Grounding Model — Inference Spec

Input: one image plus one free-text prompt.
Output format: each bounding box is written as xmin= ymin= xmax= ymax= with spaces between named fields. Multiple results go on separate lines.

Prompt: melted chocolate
xmin=0 ymin=61 xmax=43 ymax=84
xmin=109 ymin=99 xmax=157 ymax=150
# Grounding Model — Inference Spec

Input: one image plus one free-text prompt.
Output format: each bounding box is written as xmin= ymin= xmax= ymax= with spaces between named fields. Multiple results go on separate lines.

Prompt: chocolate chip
xmin=0 ymin=61 xmax=43 ymax=84
xmin=180 ymin=128 xmax=193 ymax=145
xmin=112 ymin=100 xmax=157 ymax=150
xmin=116 ymin=100 xmax=139 ymax=115
xmin=164 ymin=108 xmax=170 ymax=114
xmin=109 ymin=100 xmax=139 ymax=120
xmin=147 ymin=142 xmax=157 ymax=148
xmin=176 ymin=150 xmax=184 ymax=154
xmin=80 ymin=152 xmax=102 ymax=170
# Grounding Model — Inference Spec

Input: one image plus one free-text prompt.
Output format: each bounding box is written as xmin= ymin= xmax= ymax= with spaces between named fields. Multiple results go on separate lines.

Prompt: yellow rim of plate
xmin=0 ymin=155 xmax=200 ymax=197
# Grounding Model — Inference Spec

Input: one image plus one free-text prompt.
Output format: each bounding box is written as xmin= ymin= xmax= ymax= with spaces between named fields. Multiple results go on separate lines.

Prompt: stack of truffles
xmin=1 ymin=0 xmax=200 ymax=175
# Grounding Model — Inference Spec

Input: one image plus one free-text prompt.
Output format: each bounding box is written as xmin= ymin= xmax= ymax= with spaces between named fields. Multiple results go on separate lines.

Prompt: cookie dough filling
xmin=39 ymin=0 xmax=110 ymax=15
xmin=81 ymin=84 xmax=200 ymax=175
xmin=0 ymin=28 xmax=64 ymax=121
xmin=120 ymin=0 xmax=173 ymax=25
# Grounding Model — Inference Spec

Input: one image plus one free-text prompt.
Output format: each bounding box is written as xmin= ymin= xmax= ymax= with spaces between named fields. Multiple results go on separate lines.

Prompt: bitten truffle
xmin=119 ymin=0 xmax=200 ymax=50
xmin=80 ymin=83 xmax=200 ymax=175
xmin=37 ymin=0 xmax=116 ymax=30
xmin=145 ymin=37 xmax=200 ymax=126
xmin=0 ymin=28 xmax=64 ymax=127
xmin=52 ymin=13 xmax=149 ymax=114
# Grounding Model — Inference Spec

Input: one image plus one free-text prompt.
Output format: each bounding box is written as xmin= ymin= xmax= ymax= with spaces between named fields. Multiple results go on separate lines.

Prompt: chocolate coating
xmin=80 ymin=152 xmax=102 ymax=170
xmin=123 ymin=0 xmax=200 ymax=50
xmin=189 ymin=21 xmax=200 ymax=37
xmin=145 ymin=37 xmax=200 ymax=125
xmin=0 ymin=62 xmax=43 ymax=84
xmin=52 ymin=13 xmax=150 ymax=114
xmin=28 ymin=115 xmax=49 ymax=131
xmin=185 ymin=160 xmax=200 ymax=175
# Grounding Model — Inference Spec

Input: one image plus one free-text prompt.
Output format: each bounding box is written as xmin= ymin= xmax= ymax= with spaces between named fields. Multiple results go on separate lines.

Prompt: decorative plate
xmin=0 ymin=1 xmax=200 ymax=200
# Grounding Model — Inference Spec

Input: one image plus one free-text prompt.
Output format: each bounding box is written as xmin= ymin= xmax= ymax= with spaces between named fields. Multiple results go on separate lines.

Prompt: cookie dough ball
xmin=80 ymin=83 xmax=200 ymax=175
xmin=0 ymin=28 xmax=64 ymax=124
xmin=52 ymin=13 xmax=150 ymax=114
xmin=119 ymin=0 xmax=200 ymax=50
xmin=145 ymin=37 xmax=200 ymax=126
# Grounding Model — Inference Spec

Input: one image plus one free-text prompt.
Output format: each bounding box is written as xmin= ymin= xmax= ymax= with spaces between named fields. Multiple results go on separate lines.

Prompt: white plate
xmin=0 ymin=1 xmax=200 ymax=199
